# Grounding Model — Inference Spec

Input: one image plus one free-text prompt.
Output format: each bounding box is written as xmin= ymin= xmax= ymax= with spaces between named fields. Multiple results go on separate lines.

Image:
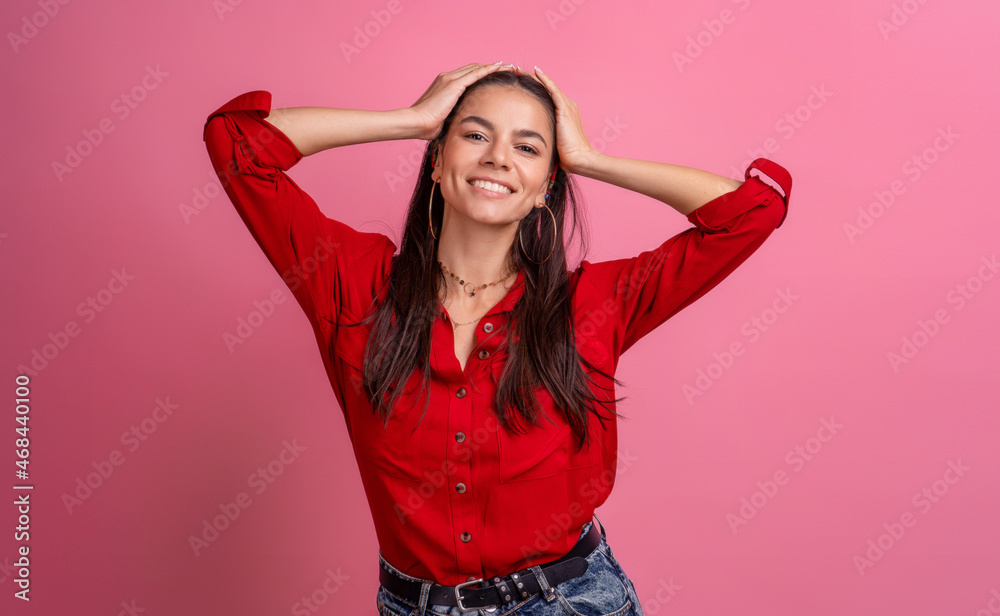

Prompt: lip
xmin=467 ymin=176 xmax=517 ymax=196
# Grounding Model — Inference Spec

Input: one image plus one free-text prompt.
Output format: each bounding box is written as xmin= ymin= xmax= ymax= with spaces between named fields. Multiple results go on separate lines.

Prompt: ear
xmin=534 ymin=166 xmax=557 ymax=206
xmin=430 ymin=144 xmax=442 ymax=182
xmin=533 ymin=175 xmax=549 ymax=206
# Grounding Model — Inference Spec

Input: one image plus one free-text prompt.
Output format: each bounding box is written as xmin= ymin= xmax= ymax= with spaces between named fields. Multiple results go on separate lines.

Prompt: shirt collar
xmin=499 ymin=268 xmax=526 ymax=313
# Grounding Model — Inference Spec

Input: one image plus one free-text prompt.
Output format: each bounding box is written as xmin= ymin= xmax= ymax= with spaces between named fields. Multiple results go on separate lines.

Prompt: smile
xmin=469 ymin=179 xmax=514 ymax=195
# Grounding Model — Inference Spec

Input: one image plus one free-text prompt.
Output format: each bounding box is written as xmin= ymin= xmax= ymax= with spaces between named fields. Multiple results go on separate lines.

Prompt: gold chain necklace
xmin=438 ymin=261 xmax=516 ymax=327
xmin=439 ymin=261 xmax=513 ymax=297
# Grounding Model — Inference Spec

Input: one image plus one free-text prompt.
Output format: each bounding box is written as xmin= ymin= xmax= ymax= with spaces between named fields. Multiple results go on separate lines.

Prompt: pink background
xmin=3 ymin=0 xmax=998 ymax=614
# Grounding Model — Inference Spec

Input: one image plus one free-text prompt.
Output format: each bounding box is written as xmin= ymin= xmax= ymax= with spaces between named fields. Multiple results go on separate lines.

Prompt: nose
xmin=481 ymin=140 xmax=511 ymax=170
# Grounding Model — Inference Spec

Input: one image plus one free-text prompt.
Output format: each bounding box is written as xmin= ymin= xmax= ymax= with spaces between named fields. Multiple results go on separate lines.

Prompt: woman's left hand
xmin=528 ymin=67 xmax=598 ymax=176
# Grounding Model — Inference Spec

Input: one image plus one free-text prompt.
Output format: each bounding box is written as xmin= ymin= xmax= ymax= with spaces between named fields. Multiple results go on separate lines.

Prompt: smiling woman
xmin=203 ymin=61 xmax=791 ymax=616
xmin=432 ymin=84 xmax=555 ymax=243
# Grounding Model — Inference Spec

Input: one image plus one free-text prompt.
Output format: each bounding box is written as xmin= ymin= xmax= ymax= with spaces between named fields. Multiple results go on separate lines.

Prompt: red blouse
xmin=202 ymin=90 xmax=791 ymax=586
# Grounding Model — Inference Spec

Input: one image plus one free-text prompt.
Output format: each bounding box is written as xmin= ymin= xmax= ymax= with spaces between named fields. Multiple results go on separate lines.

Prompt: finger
xmin=461 ymin=61 xmax=504 ymax=75
xmin=453 ymin=61 xmax=504 ymax=85
xmin=445 ymin=63 xmax=481 ymax=78
xmin=533 ymin=67 xmax=560 ymax=92
xmin=533 ymin=67 xmax=568 ymax=105
xmin=443 ymin=63 xmax=489 ymax=83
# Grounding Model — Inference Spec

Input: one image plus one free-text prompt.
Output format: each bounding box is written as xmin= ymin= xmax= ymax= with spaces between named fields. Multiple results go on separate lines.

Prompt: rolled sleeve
xmin=579 ymin=158 xmax=792 ymax=358
xmin=202 ymin=90 xmax=396 ymax=344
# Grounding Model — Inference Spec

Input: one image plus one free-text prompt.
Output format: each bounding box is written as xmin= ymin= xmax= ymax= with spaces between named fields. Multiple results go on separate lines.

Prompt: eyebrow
xmin=457 ymin=115 xmax=548 ymax=148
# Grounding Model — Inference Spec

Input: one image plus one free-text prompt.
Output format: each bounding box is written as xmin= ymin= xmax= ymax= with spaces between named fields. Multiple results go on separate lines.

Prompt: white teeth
xmin=471 ymin=179 xmax=512 ymax=194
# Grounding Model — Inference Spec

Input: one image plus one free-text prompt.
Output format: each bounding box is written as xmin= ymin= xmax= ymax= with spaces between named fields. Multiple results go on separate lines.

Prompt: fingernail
xmin=534 ymin=65 xmax=543 ymax=74
xmin=493 ymin=60 xmax=503 ymax=65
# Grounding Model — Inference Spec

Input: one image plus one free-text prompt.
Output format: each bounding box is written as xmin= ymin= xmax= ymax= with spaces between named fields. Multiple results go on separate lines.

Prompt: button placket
xmin=448 ymin=376 xmax=480 ymax=575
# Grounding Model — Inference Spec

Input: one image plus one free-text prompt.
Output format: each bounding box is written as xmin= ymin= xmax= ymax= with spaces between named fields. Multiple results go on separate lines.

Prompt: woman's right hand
xmin=408 ymin=62 xmax=507 ymax=141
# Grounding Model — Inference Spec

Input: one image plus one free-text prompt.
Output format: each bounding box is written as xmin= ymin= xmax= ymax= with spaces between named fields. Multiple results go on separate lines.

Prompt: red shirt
xmin=203 ymin=90 xmax=790 ymax=586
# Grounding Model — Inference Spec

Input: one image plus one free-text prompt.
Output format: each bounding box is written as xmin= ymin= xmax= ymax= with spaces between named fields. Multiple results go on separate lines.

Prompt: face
xmin=431 ymin=85 xmax=555 ymax=228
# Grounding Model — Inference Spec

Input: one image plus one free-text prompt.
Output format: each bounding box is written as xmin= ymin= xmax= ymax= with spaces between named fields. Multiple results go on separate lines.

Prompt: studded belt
xmin=378 ymin=518 xmax=604 ymax=612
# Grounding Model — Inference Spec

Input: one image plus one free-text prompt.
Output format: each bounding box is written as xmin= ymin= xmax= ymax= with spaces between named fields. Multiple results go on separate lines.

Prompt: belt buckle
xmin=454 ymin=577 xmax=485 ymax=613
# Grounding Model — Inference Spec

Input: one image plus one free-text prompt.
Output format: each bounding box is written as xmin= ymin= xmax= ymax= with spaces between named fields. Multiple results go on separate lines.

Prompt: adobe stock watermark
xmin=843 ymin=126 xmax=959 ymax=243
xmin=877 ymin=0 xmax=932 ymax=41
xmin=384 ymin=142 xmax=427 ymax=193
xmin=186 ymin=116 xmax=278 ymax=222
xmin=974 ymin=587 xmax=1000 ymax=616
xmin=213 ymin=0 xmax=249 ymax=21
xmin=641 ymin=578 xmax=682 ymax=615
xmin=673 ymin=0 xmax=752 ymax=72
xmin=683 ymin=287 xmax=798 ymax=404
xmin=188 ymin=438 xmax=307 ymax=556
xmin=224 ymin=289 xmax=290 ymax=353
xmin=290 ymin=567 xmax=350 ymax=614
xmin=852 ymin=459 xmax=969 ymax=576
xmin=7 ymin=0 xmax=71 ymax=53
xmin=223 ymin=234 xmax=339 ymax=353
xmin=15 ymin=268 xmax=137 ymax=378
xmin=392 ymin=413 xmax=509 ymax=523
xmin=51 ymin=65 xmax=169 ymax=182
xmin=726 ymin=416 xmax=842 ymax=534
xmin=590 ymin=115 xmax=628 ymax=154
xmin=61 ymin=397 xmax=181 ymax=515
xmin=518 ymin=447 xmax=639 ymax=561
xmin=544 ymin=0 xmax=589 ymax=31
xmin=340 ymin=0 xmax=406 ymax=63
xmin=109 ymin=599 xmax=144 ymax=616
xmin=178 ymin=172 xmax=225 ymax=223
xmin=0 ymin=555 xmax=22 ymax=585
xmin=729 ymin=84 xmax=833 ymax=180
xmin=887 ymin=255 xmax=997 ymax=373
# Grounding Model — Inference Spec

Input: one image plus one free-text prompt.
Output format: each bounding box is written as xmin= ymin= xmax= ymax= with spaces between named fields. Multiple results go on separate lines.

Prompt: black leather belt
xmin=379 ymin=518 xmax=604 ymax=612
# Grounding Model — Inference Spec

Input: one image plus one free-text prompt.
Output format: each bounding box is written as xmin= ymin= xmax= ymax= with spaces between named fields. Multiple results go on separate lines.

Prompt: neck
xmin=436 ymin=213 xmax=518 ymax=300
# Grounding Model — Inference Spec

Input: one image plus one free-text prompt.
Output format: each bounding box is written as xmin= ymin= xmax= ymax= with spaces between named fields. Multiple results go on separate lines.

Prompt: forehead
xmin=453 ymin=85 xmax=553 ymax=136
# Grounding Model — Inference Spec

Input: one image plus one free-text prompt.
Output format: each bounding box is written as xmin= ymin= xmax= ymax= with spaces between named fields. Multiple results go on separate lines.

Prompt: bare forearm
xmin=574 ymin=151 xmax=743 ymax=216
xmin=263 ymin=106 xmax=424 ymax=157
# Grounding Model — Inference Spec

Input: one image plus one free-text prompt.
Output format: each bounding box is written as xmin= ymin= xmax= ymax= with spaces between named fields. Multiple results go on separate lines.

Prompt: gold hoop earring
xmin=518 ymin=203 xmax=557 ymax=265
xmin=428 ymin=180 xmax=439 ymax=240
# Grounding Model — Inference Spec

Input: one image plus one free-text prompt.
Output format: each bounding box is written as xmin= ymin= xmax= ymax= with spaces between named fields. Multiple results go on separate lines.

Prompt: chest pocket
xmin=332 ymin=316 xmax=429 ymax=483
xmin=332 ymin=322 xmax=368 ymax=371
xmin=490 ymin=350 xmax=604 ymax=484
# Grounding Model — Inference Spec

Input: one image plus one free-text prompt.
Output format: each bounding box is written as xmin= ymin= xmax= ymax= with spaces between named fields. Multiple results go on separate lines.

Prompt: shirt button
xmin=461 ymin=532 xmax=472 ymax=542
xmin=455 ymin=482 xmax=466 ymax=494
xmin=456 ymin=387 xmax=467 ymax=398
xmin=478 ymin=349 xmax=490 ymax=360
xmin=466 ymin=575 xmax=478 ymax=582
xmin=483 ymin=322 xmax=494 ymax=333
xmin=455 ymin=431 xmax=466 ymax=443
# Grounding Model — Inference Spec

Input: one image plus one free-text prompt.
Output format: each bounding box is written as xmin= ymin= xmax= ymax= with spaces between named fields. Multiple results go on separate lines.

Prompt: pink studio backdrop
xmin=2 ymin=1 xmax=998 ymax=614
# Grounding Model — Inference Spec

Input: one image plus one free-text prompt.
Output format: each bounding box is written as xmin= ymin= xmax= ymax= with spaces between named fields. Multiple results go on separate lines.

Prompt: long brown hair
xmin=343 ymin=71 xmax=626 ymax=452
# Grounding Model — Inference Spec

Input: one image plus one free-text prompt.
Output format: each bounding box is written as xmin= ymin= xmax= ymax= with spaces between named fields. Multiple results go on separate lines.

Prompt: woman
xmin=203 ymin=62 xmax=791 ymax=616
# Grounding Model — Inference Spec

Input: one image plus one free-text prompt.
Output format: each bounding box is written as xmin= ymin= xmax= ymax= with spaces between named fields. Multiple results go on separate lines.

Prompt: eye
xmin=464 ymin=132 xmax=539 ymax=155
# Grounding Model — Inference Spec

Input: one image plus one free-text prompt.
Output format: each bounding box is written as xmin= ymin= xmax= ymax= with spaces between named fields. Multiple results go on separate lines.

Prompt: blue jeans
xmin=376 ymin=515 xmax=644 ymax=616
